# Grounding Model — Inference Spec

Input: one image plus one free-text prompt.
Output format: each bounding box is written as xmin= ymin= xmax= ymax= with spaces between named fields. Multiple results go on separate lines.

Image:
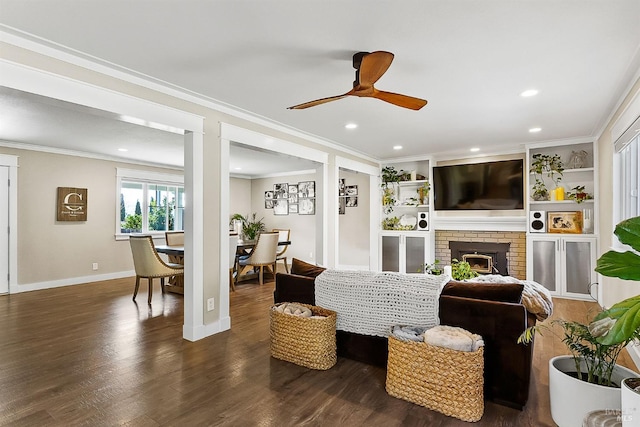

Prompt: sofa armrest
xmin=439 ymin=294 xmax=536 ymax=410
xmin=274 ymin=273 xmax=316 ymax=305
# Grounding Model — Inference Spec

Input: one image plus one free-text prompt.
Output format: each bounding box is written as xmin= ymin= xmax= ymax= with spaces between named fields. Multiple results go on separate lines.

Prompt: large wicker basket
xmin=269 ymin=303 xmax=337 ymax=370
xmin=386 ymin=335 xmax=485 ymax=422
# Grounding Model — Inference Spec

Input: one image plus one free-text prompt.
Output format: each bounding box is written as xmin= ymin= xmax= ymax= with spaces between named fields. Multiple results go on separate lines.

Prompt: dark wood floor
xmin=0 ymin=274 xmax=636 ymax=426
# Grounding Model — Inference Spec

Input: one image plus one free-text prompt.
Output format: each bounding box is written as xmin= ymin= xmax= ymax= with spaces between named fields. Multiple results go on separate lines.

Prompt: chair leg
xmin=229 ymin=268 xmax=235 ymax=291
xmin=283 ymin=257 xmax=289 ymax=273
xmin=259 ymin=266 xmax=264 ymax=285
xmin=133 ymin=276 xmax=140 ymax=300
xmin=160 ymin=277 xmax=166 ymax=294
xmin=148 ymin=278 xmax=153 ymax=305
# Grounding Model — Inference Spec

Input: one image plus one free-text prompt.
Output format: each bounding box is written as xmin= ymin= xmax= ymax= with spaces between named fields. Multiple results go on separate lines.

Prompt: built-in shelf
xmin=529 ymin=200 xmax=594 ymax=205
xmin=394 ymin=204 xmax=429 ymax=208
xmin=397 ymin=179 xmax=429 ymax=187
xmin=529 ymin=167 xmax=594 ymax=175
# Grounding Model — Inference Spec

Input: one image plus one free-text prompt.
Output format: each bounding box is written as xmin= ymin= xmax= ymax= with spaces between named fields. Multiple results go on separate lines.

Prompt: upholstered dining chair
xmin=273 ymin=228 xmax=290 ymax=273
xmin=129 ymin=235 xmax=184 ymax=304
xmin=237 ymin=231 xmax=279 ymax=286
xmin=165 ymin=230 xmax=184 ymax=246
xmin=229 ymin=234 xmax=239 ymax=291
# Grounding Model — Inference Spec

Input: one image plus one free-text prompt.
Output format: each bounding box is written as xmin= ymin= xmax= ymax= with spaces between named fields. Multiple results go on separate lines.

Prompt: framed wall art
xmin=274 ymin=199 xmax=288 ymax=215
xmin=274 ymin=183 xmax=288 ymax=199
xmin=57 ymin=187 xmax=88 ymax=221
xmin=298 ymin=181 xmax=315 ymax=198
xmin=548 ymin=211 xmax=583 ymax=233
xmin=299 ymin=198 xmax=315 ymax=215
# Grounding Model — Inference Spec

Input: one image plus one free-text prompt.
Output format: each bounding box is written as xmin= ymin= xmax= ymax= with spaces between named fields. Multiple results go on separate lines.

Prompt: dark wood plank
xmin=0 ymin=273 xmax=634 ymax=426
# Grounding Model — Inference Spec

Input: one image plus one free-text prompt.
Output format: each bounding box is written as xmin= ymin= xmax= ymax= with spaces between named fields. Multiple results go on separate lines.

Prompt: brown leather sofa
xmin=273 ymin=259 xmax=537 ymax=410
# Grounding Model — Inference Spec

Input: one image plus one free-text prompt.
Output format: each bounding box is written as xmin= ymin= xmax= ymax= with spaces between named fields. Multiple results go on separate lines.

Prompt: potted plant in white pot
xmin=520 ymin=215 xmax=640 ymax=426
xmin=230 ymin=213 xmax=266 ymax=241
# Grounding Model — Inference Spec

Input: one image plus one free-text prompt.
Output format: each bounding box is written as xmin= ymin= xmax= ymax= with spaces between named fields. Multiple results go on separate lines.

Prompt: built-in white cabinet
xmin=379 ymin=158 xmax=434 ymax=273
xmin=526 ymin=140 xmax=598 ymax=300
xmin=527 ymin=235 xmax=597 ymax=300
xmin=380 ymin=231 xmax=430 ymax=273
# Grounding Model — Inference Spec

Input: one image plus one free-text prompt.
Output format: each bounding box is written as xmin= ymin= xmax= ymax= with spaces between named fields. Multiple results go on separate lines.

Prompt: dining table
xmin=154 ymin=237 xmax=291 ymax=293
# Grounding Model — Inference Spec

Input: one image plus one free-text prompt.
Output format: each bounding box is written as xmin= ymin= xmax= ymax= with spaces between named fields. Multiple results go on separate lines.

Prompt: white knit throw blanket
xmin=315 ymin=270 xmax=448 ymax=338
xmin=466 ymin=274 xmax=554 ymax=321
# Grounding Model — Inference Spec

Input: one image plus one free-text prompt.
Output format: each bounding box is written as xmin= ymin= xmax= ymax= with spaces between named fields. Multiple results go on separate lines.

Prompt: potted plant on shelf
xmin=519 ymin=215 xmax=640 ymax=426
xmin=530 ymin=153 xmax=564 ymax=201
xmin=381 ymin=166 xmax=400 ymax=214
xmin=230 ymin=213 xmax=266 ymax=241
xmin=424 ymin=259 xmax=442 ymax=275
xmin=566 ymin=185 xmax=592 ymax=204
xmin=417 ymin=181 xmax=430 ymax=205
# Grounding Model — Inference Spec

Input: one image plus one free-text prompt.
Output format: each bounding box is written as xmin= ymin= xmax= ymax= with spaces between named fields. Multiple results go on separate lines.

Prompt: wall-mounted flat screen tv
xmin=433 ymin=159 xmax=524 ymax=211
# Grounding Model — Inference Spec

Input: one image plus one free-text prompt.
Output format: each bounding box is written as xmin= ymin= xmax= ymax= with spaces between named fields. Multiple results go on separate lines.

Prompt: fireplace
xmin=449 ymin=241 xmax=511 ymax=276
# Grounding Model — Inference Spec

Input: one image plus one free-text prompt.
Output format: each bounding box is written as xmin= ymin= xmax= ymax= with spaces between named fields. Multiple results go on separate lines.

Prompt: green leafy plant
xmin=230 ymin=213 xmax=266 ymax=240
xmin=520 ymin=215 xmax=640 ymax=386
xmin=425 ymin=259 xmax=442 ymax=275
xmin=450 ymin=259 xmax=479 ymax=280
xmin=381 ymin=216 xmax=400 ymax=230
xmin=418 ymin=181 xmax=430 ymax=205
xmin=566 ymin=185 xmax=592 ymax=204
xmin=530 ymin=153 xmax=564 ymax=201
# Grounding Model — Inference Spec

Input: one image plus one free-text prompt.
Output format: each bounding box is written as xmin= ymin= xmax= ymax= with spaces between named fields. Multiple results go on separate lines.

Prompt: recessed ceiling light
xmin=234 ymin=167 xmax=242 ymax=171
xmin=520 ymin=89 xmax=539 ymax=97
xmin=393 ymin=145 xmax=403 ymax=150
xmin=470 ymin=147 xmax=480 ymax=152
xmin=529 ymin=127 xmax=542 ymax=133
xmin=345 ymin=123 xmax=358 ymax=129
xmin=118 ymin=148 xmax=128 ymax=152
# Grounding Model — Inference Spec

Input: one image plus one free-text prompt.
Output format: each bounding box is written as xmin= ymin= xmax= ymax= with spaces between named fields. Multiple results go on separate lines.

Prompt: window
xmin=618 ymin=133 xmax=639 ymax=220
xmin=117 ymin=168 xmax=184 ymax=237
xmin=615 ymin=113 xmax=640 ymax=228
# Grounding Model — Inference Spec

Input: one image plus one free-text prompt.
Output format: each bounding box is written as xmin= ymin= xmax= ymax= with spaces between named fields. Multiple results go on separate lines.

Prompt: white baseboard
xmin=9 ymin=270 xmax=135 ymax=294
xmin=183 ymin=316 xmax=231 ymax=342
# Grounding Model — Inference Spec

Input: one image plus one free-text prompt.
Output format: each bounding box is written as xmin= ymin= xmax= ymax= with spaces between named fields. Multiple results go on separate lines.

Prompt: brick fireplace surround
xmin=435 ymin=230 xmax=526 ymax=280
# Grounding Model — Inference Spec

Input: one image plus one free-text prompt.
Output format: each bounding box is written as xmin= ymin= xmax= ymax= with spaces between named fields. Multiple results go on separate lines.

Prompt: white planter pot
xmin=549 ymin=355 xmax=640 ymax=427
xmin=622 ymin=378 xmax=640 ymax=426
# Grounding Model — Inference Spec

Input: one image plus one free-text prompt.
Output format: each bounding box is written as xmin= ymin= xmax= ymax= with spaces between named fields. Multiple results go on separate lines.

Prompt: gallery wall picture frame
xmin=274 ymin=199 xmax=289 ymax=215
xmin=298 ymin=181 xmax=315 ymax=198
xmin=289 ymin=203 xmax=298 ymax=214
xmin=274 ymin=183 xmax=288 ymax=199
xmin=346 ymin=196 xmax=358 ymax=207
xmin=346 ymin=185 xmax=358 ymax=196
xmin=265 ymin=199 xmax=274 ymax=209
xmin=57 ymin=187 xmax=88 ymax=221
xmin=288 ymin=193 xmax=298 ymax=204
xmin=338 ymin=197 xmax=346 ymax=215
xmin=338 ymin=178 xmax=346 ymax=196
xmin=548 ymin=211 xmax=583 ymax=233
xmin=265 ymin=190 xmax=274 ymax=199
xmin=299 ymin=198 xmax=315 ymax=215
xmin=288 ymin=184 xmax=298 ymax=196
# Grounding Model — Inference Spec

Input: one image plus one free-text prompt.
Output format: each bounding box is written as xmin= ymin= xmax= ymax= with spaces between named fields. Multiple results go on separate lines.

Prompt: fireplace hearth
xmin=449 ymin=241 xmax=511 ymax=276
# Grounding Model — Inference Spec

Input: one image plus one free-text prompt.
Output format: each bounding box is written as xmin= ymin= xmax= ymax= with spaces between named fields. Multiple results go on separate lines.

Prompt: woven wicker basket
xmin=269 ymin=303 xmax=337 ymax=370
xmin=386 ymin=335 xmax=485 ymax=422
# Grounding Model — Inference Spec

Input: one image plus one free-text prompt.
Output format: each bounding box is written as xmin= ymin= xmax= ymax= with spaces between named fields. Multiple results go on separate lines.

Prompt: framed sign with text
xmin=57 ymin=187 xmax=88 ymax=221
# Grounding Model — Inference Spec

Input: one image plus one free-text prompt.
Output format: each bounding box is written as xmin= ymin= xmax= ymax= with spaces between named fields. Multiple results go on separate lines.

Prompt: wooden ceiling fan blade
xmin=358 ymin=51 xmax=394 ymax=86
xmin=373 ymin=90 xmax=427 ymax=110
xmin=287 ymin=92 xmax=351 ymax=109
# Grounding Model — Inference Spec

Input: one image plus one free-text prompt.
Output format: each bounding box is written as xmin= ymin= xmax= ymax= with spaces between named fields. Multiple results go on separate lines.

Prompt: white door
xmin=0 ymin=166 xmax=8 ymax=294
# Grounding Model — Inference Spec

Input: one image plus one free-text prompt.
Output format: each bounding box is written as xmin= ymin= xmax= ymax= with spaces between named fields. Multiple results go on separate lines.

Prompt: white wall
xmin=229 ymin=177 xmax=252 ymax=226
xmin=0 ymin=146 xmax=181 ymax=288
xmin=338 ymin=169 xmax=370 ymax=269
xmin=251 ymin=172 xmax=318 ymax=265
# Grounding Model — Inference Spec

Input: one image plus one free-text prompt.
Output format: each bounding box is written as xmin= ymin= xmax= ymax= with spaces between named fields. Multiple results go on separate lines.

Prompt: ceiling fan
xmin=288 ymin=51 xmax=427 ymax=111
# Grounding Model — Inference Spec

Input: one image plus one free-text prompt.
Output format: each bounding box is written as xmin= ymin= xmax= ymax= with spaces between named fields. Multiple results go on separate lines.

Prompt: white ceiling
xmin=1 ymin=1 xmax=639 ymax=167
